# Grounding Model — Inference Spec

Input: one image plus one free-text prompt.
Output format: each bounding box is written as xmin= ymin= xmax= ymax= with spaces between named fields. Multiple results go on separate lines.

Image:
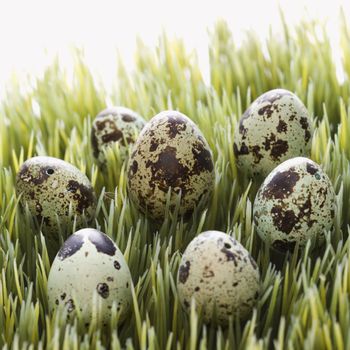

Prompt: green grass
xmin=1 ymin=12 xmax=350 ymax=349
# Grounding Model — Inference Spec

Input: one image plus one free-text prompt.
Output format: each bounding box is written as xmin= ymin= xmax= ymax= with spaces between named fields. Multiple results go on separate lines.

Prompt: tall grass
xmin=1 ymin=13 xmax=350 ymax=349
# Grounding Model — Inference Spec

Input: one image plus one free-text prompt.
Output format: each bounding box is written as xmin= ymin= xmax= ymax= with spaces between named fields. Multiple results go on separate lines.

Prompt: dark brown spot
xmin=298 ymin=192 xmax=316 ymax=228
xmin=122 ymin=113 xmax=136 ymax=122
xmin=234 ymin=142 xmax=249 ymax=156
xmin=166 ymin=115 xmax=187 ymax=138
xmin=262 ymin=170 xmax=300 ymax=199
xmin=258 ymin=104 xmax=275 ymax=117
xmin=94 ymin=118 xmax=132 ymax=146
xmin=270 ymin=139 xmax=289 ymax=160
xmin=195 ymin=286 xmax=200 ymax=292
xmin=130 ymin=160 xmax=138 ymax=175
xmin=107 ymin=276 xmax=114 ymax=282
xmin=192 ymin=141 xmax=214 ymax=173
xmin=183 ymin=299 xmax=190 ymax=308
xmin=178 ymin=261 xmax=190 ymax=284
xmin=262 ymin=133 xmax=289 ymax=161
xmin=66 ymin=180 xmax=95 ymax=214
xmin=220 ymin=246 xmax=237 ymax=266
xmin=97 ymin=283 xmax=109 ymax=299
xmin=271 ymin=206 xmax=298 ymax=234
xmin=101 ymin=128 xmax=123 ymax=143
xmin=114 ymin=261 xmax=121 ymax=270
xmin=300 ymin=117 xmax=311 ymax=142
xmin=306 ymin=162 xmax=318 ymax=175
xmin=149 ymin=139 xmax=158 ymax=152
xmin=276 ymin=120 xmax=288 ymax=133
xmin=272 ymin=239 xmax=296 ymax=253
xmin=289 ymin=113 xmax=297 ymax=121
xmin=18 ymin=163 xmax=51 ymax=185
xmin=60 ymin=293 xmax=66 ymax=300
xmin=145 ymin=146 xmax=190 ymax=195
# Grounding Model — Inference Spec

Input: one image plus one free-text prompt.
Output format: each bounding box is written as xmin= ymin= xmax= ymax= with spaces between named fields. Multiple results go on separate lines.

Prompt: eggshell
xmin=91 ymin=106 xmax=145 ymax=164
xmin=253 ymin=157 xmax=336 ymax=252
xmin=177 ymin=230 xmax=260 ymax=324
xmin=127 ymin=110 xmax=215 ymax=220
xmin=16 ymin=156 xmax=96 ymax=237
xmin=47 ymin=228 xmax=132 ymax=324
xmin=234 ymin=89 xmax=313 ymax=177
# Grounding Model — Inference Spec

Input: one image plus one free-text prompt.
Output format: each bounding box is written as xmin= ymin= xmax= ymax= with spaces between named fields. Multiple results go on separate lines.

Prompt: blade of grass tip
xmin=189 ymin=299 xmax=198 ymax=350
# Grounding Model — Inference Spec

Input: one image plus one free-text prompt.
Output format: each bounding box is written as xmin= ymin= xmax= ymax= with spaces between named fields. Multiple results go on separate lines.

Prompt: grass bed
xmin=1 ymin=14 xmax=350 ymax=349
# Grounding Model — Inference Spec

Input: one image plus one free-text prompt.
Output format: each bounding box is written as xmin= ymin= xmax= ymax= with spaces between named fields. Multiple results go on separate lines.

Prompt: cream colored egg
xmin=91 ymin=106 xmax=145 ymax=164
xmin=127 ymin=110 xmax=215 ymax=221
xmin=47 ymin=228 xmax=132 ymax=324
xmin=253 ymin=157 xmax=336 ymax=252
xmin=177 ymin=231 xmax=260 ymax=324
xmin=234 ymin=89 xmax=313 ymax=177
xmin=16 ymin=156 xmax=96 ymax=237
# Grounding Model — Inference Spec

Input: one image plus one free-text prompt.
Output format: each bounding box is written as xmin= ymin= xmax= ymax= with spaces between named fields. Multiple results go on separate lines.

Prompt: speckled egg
xmin=16 ymin=156 xmax=96 ymax=236
xmin=177 ymin=231 xmax=260 ymax=324
xmin=91 ymin=106 xmax=146 ymax=164
xmin=234 ymin=89 xmax=313 ymax=177
xmin=253 ymin=157 xmax=336 ymax=253
xmin=127 ymin=110 xmax=215 ymax=221
xmin=47 ymin=228 xmax=132 ymax=324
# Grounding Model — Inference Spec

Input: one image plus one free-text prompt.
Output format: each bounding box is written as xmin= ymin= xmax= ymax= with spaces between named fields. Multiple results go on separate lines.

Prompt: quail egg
xmin=16 ymin=156 xmax=96 ymax=237
xmin=234 ymin=89 xmax=313 ymax=177
xmin=91 ymin=106 xmax=146 ymax=164
xmin=177 ymin=231 xmax=260 ymax=324
xmin=253 ymin=157 xmax=336 ymax=252
xmin=127 ymin=110 xmax=215 ymax=221
xmin=47 ymin=228 xmax=132 ymax=324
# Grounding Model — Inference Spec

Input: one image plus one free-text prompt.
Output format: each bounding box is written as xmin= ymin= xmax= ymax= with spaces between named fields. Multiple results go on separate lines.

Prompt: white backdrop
xmin=0 ymin=0 xmax=349 ymax=90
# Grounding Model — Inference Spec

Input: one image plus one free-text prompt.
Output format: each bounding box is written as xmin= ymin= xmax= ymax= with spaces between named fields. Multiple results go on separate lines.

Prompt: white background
xmin=0 ymin=0 xmax=349 ymax=90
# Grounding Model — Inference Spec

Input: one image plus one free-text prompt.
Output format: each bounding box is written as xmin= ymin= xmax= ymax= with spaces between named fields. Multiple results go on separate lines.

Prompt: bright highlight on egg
xmin=127 ymin=110 xmax=215 ymax=221
xmin=234 ymin=89 xmax=313 ymax=178
xmin=91 ymin=106 xmax=146 ymax=165
xmin=16 ymin=156 xmax=96 ymax=237
xmin=177 ymin=231 xmax=260 ymax=324
xmin=253 ymin=157 xmax=336 ymax=252
xmin=47 ymin=228 xmax=132 ymax=324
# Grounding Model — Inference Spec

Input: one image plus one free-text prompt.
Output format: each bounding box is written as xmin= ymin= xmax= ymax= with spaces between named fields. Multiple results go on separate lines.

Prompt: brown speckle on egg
xmin=97 ymin=283 xmax=110 ymax=299
xmin=177 ymin=231 xmax=260 ymax=324
xmin=234 ymin=89 xmax=313 ymax=177
xmin=47 ymin=229 xmax=132 ymax=323
xmin=178 ymin=261 xmax=191 ymax=284
xmin=254 ymin=157 xmax=336 ymax=252
xmin=16 ymin=156 xmax=96 ymax=238
xmin=127 ymin=110 xmax=215 ymax=221
xmin=91 ymin=106 xmax=145 ymax=164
